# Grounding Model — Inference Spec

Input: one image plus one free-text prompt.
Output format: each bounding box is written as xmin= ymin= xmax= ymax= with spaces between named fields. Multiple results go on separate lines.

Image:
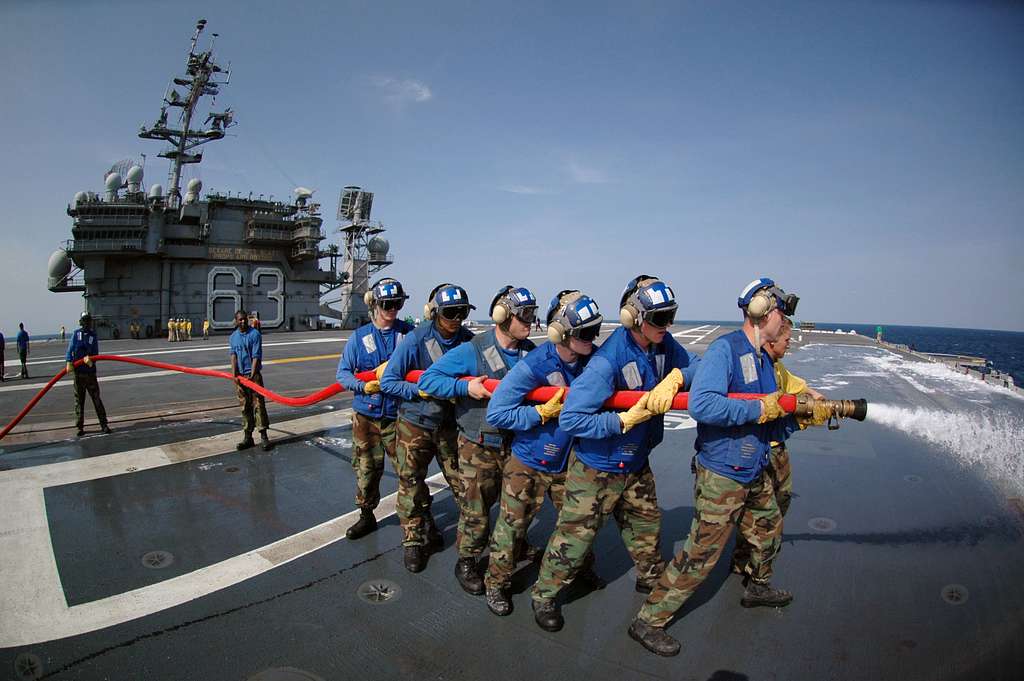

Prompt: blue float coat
xmin=690 ymin=329 xmax=798 ymax=483
xmin=65 ymin=326 xmax=100 ymax=374
xmin=486 ymin=341 xmax=591 ymax=473
xmin=418 ymin=334 xmax=525 ymax=399
xmin=558 ymin=326 xmax=699 ymax=473
xmin=228 ymin=327 xmax=263 ymax=375
xmin=16 ymin=330 xmax=29 ymax=352
xmin=335 ymin=319 xmax=414 ymax=419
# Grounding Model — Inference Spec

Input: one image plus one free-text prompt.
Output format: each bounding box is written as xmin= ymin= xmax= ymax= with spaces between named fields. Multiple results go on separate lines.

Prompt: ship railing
xmin=73 ymin=214 xmax=148 ymax=227
xmin=291 ymin=225 xmax=323 ymax=241
xmin=66 ymin=238 xmax=145 ymax=253
xmin=245 ymin=226 xmax=293 ymax=243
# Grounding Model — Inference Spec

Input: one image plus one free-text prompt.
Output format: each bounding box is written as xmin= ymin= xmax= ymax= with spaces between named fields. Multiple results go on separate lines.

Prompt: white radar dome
xmin=367 ymin=236 xmax=390 ymax=256
xmin=74 ymin=191 xmax=88 ymax=204
xmin=294 ymin=186 xmax=313 ymax=199
xmin=105 ymin=172 xmax=123 ymax=191
xmin=148 ymin=184 xmax=164 ymax=198
xmin=47 ymin=249 xmax=71 ymax=279
xmin=187 ymin=178 xmax=203 ymax=192
xmin=126 ymin=165 xmax=144 ymax=183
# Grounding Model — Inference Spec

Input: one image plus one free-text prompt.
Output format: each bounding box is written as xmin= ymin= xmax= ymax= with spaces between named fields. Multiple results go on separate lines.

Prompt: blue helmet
xmin=737 ymin=277 xmax=799 ymax=319
xmin=546 ymin=290 xmax=603 ymax=344
xmin=619 ymin=275 xmax=678 ymax=329
xmin=490 ymin=286 xmax=538 ymax=325
xmin=424 ymin=283 xmax=475 ymax=321
xmin=364 ymin=277 xmax=409 ymax=308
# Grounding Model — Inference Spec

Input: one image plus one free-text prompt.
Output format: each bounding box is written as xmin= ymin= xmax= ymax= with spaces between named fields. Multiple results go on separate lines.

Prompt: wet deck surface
xmin=2 ymin=327 xmax=1022 ymax=680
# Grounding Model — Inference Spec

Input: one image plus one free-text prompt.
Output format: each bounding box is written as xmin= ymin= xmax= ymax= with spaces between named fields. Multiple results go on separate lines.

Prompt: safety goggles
xmin=570 ymin=323 xmax=601 ymax=342
xmin=642 ymin=307 xmax=677 ymax=329
xmin=514 ymin=307 xmax=538 ymax=324
xmin=379 ymin=299 xmax=404 ymax=311
xmin=439 ymin=305 xmax=470 ymax=321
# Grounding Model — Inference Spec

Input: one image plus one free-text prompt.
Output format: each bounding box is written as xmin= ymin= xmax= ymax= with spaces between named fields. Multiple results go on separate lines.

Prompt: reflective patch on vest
xmin=543 ymin=442 xmax=561 ymax=456
xmin=622 ymin=361 xmax=642 ymax=390
xmin=617 ymin=443 xmax=639 ymax=459
xmin=655 ymin=353 xmax=665 ymax=378
xmin=482 ymin=345 xmax=506 ymax=374
xmin=740 ymin=352 xmax=758 ymax=385
xmin=424 ymin=338 xmax=443 ymax=363
xmin=740 ymin=441 xmax=757 ymax=457
xmin=361 ymin=334 xmax=377 ymax=355
xmin=546 ymin=372 xmax=567 ymax=387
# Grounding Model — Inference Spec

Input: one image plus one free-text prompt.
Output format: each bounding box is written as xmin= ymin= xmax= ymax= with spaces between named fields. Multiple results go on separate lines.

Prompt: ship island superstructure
xmin=47 ymin=19 xmax=391 ymax=339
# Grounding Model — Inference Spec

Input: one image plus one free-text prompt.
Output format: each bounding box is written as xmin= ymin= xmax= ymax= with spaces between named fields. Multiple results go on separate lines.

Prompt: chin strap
xmin=753 ymin=324 xmax=762 ymax=358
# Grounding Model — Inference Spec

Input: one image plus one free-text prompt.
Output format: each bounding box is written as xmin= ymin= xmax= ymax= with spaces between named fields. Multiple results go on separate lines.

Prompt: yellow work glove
xmin=619 ymin=393 xmax=655 ymax=433
xmin=796 ymin=393 xmax=830 ymax=429
xmin=646 ymin=368 xmax=683 ymax=415
xmin=363 ymin=380 xmax=381 ymax=395
xmin=418 ymin=389 xmax=431 ymax=400
xmin=65 ymin=361 xmax=74 ymax=374
xmin=84 ymin=355 xmax=94 ymax=366
xmin=374 ymin=362 xmax=388 ymax=380
xmin=757 ymin=390 xmax=786 ymax=424
xmin=534 ymin=388 xmax=565 ymax=425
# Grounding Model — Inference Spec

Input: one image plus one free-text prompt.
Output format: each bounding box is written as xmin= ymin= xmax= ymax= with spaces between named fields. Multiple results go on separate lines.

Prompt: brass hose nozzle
xmin=793 ymin=394 xmax=868 ymax=429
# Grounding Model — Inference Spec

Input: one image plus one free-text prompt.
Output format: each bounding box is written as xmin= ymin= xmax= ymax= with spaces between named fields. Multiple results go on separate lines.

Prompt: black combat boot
xmin=532 ymin=598 xmax=563 ymax=632
xmin=101 ymin=424 xmax=112 ymax=435
xmin=76 ymin=428 xmax=85 ymax=437
xmin=345 ymin=509 xmax=377 ymax=540
xmin=237 ymin=432 xmax=255 ymax=451
xmin=425 ymin=517 xmax=444 ymax=551
xmin=740 ymin=580 xmax=793 ymax=608
xmin=576 ymin=565 xmax=607 ymax=590
xmin=486 ymin=586 xmax=512 ymax=616
xmin=635 ymin=576 xmax=657 ymax=594
xmin=260 ymin=430 xmax=274 ymax=452
xmin=515 ymin=541 xmax=543 ymax=564
xmin=404 ymin=545 xmax=426 ymax=573
xmin=454 ymin=557 xmax=484 ymax=595
xmin=628 ymin=619 xmax=681 ymax=657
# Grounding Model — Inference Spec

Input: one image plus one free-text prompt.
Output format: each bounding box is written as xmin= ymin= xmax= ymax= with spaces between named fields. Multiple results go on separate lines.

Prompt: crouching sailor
xmin=380 ymin=283 xmax=475 ymax=573
xmin=483 ymin=289 xmax=607 ymax=616
xmin=418 ymin=286 xmax=538 ymax=595
xmin=530 ymin=275 xmax=699 ymax=633
xmin=336 ymin=278 xmax=414 ymax=540
xmin=630 ymin=277 xmax=800 ymax=657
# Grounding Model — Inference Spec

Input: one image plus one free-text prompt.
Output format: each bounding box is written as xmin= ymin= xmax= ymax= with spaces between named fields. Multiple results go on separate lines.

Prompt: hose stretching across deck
xmin=0 ymin=355 xmax=799 ymax=442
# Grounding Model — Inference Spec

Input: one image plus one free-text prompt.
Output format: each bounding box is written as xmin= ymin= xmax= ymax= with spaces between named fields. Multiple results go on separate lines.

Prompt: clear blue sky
xmin=2 ymin=0 xmax=1022 ymax=334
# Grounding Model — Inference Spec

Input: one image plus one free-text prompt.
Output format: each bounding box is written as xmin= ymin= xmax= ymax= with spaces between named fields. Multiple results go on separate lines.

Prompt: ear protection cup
xmin=363 ymin=290 xmax=375 ymax=306
xmin=490 ymin=285 xmax=514 ymax=325
xmin=424 ymin=282 xmax=454 ymax=321
xmin=547 ymin=290 xmax=582 ymax=344
xmin=619 ymin=274 xmax=659 ymax=329
xmin=746 ymin=289 xmax=776 ymax=322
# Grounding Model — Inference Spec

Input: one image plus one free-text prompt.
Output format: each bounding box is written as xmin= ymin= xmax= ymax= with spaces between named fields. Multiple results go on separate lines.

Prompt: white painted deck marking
xmin=0 ymin=408 xmax=462 ymax=647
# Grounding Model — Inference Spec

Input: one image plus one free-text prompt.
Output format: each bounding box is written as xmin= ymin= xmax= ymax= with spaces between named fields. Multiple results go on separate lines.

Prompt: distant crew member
xmin=483 ymin=289 xmax=606 ymax=616
xmin=167 ymin=318 xmax=174 ymax=342
xmin=66 ymin=312 xmax=111 ymax=437
xmin=418 ymin=285 xmax=538 ymax=595
xmin=335 ymin=278 xmax=414 ymax=539
xmin=629 ymin=277 xmax=801 ymax=657
xmin=59 ymin=325 xmax=66 ymax=342
xmin=250 ymin=313 xmax=261 ymax=330
xmin=186 ymin=319 xmax=193 ymax=340
xmin=203 ymin=318 xmax=210 ymax=340
xmin=16 ymin=323 xmax=30 ymax=379
xmin=0 ymin=328 xmax=5 ymax=382
xmin=230 ymin=309 xmax=273 ymax=452
xmin=729 ymin=315 xmax=825 ymax=575
xmin=530 ymin=275 xmax=698 ymax=633
xmin=380 ymin=283 xmax=475 ymax=573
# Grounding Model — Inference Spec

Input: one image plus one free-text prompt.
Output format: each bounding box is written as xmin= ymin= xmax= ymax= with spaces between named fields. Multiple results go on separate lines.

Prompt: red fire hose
xmin=0 ymin=357 xmax=794 ymax=441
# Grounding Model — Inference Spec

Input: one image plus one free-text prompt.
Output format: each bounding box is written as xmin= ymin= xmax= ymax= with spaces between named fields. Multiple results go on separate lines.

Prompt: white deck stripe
xmin=689 ymin=325 xmax=721 ymax=345
xmin=0 ymin=408 xmax=463 ymax=647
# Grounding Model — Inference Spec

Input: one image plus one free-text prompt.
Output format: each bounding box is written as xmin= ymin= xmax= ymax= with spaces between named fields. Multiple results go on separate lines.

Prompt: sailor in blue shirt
xmin=0 ymin=328 xmax=5 ymax=381
xmin=229 ymin=309 xmax=272 ymax=452
xmin=419 ymin=285 xmax=538 ymax=595
xmin=379 ymin=283 xmax=475 ymax=573
xmin=530 ymin=275 xmax=699 ymax=633
xmin=631 ymin=277 xmax=800 ymax=657
xmin=16 ymin=323 xmax=29 ymax=379
xmin=65 ymin=312 xmax=110 ymax=436
xmin=335 ymin=278 xmax=414 ymax=540
xmin=482 ymin=289 xmax=606 ymax=617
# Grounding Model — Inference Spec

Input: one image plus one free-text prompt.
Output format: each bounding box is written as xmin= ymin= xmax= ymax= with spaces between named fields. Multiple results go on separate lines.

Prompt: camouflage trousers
xmin=395 ymin=418 xmax=463 ymax=546
xmin=532 ymin=452 xmax=664 ymax=603
xmin=73 ymin=372 xmax=108 ymax=430
xmin=732 ymin=443 xmax=791 ymax=572
xmin=236 ymin=371 xmax=269 ymax=434
xmin=456 ymin=435 xmax=511 ymax=559
xmin=486 ymin=454 xmax=566 ymax=590
xmin=637 ymin=463 xmax=783 ymax=628
xmin=351 ymin=412 xmax=398 ymax=511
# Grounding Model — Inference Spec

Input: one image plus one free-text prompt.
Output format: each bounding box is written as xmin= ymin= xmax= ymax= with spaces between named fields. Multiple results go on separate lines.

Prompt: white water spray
xmin=868 ymin=403 xmax=1024 ymax=492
